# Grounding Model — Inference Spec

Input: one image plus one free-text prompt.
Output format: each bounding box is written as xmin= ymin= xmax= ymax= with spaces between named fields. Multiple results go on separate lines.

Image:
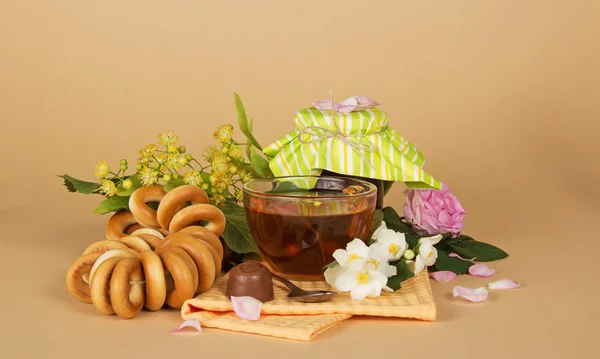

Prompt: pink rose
xmin=403 ymin=183 xmax=466 ymax=238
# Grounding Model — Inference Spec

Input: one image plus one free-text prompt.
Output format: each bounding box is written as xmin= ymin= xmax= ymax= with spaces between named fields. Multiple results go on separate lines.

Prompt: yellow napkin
xmin=180 ymin=270 xmax=436 ymax=341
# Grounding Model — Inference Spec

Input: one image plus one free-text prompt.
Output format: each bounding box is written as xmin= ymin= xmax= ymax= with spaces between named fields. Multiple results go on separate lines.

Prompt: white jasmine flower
xmin=414 ymin=235 xmax=443 ymax=275
xmin=334 ymin=267 xmax=389 ymax=300
xmin=375 ymin=229 xmax=408 ymax=261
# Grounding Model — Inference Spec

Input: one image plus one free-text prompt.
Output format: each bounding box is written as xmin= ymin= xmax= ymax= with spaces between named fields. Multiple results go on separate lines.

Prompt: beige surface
xmin=179 ymin=269 xmax=435 ymax=341
xmin=0 ymin=0 xmax=599 ymax=358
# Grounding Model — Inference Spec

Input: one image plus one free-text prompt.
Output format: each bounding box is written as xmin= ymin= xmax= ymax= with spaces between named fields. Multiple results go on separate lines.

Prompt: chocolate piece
xmin=225 ymin=261 xmax=275 ymax=302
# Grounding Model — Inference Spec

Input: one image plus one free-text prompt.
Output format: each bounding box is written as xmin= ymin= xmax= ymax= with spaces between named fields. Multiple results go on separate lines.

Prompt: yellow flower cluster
xmin=91 ymin=126 xmax=254 ymax=205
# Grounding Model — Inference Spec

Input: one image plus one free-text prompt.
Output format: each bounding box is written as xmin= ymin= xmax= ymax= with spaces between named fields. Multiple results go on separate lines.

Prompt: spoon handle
xmin=270 ymin=272 xmax=301 ymax=293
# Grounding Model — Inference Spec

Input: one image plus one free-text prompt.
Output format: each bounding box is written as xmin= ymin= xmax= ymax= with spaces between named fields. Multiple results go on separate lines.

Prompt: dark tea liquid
xmin=245 ymin=193 xmax=375 ymax=280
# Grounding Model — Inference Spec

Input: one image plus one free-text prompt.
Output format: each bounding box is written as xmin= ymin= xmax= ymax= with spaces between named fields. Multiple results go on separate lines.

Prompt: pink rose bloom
xmin=403 ymin=183 xmax=466 ymax=238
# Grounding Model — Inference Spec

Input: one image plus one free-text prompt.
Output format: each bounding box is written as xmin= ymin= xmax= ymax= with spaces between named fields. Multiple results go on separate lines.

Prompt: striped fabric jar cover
xmin=262 ymin=106 xmax=441 ymax=190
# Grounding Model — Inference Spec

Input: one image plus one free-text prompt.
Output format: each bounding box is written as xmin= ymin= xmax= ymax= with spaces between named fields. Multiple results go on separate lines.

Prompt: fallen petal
xmin=429 ymin=271 xmax=457 ymax=283
xmin=488 ymin=279 xmax=520 ymax=290
xmin=449 ymin=253 xmax=476 ymax=262
xmin=171 ymin=319 xmax=202 ymax=333
xmin=313 ymin=99 xmax=333 ymax=110
xmin=468 ymin=263 xmax=496 ymax=278
xmin=231 ymin=296 xmax=262 ymax=321
xmin=453 ymin=286 xmax=489 ymax=302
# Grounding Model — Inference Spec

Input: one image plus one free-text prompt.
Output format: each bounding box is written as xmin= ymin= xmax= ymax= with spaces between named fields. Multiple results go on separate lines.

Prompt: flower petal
xmin=414 ymin=256 xmax=425 ymax=275
xmin=453 ymin=286 xmax=489 ymax=302
xmin=429 ymin=271 xmax=457 ymax=283
xmin=171 ymin=319 xmax=202 ymax=333
xmin=448 ymin=253 xmax=476 ymax=262
xmin=332 ymin=248 xmax=349 ymax=266
xmin=488 ymin=279 xmax=520 ymax=290
xmin=335 ymin=269 xmax=359 ymax=291
xmin=313 ymin=99 xmax=333 ymax=110
xmin=324 ymin=264 xmax=346 ymax=286
xmin=230 ymin=296 xmax=262 ymax=321
xmin=468 ymin=264 xmax=496 ymax=278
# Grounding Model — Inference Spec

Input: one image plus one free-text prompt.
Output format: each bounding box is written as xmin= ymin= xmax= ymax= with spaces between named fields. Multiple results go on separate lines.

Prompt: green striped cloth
xmin=262 ymin=107 xmax=441 ymax=189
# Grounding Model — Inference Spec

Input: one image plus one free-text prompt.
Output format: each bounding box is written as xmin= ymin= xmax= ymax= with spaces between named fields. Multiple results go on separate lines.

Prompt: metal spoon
xmin=270 ymin=273 xmax=338 ymax=303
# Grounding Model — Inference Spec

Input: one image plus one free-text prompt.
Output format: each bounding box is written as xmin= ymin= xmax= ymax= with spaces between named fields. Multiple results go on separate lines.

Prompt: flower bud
xmin=221 ymin=146 xmax=230 ymax=154
xmin=122 ymin=179 xmax=133 ymax=189
xmin=404 ymin=249 xmax=415 ymax=260
xmin=178 ymin=157 xmax=189 ymax=166
xmin=163 ymin=174 xmax=172 ymax=182
xmin=201 ymin=183 xmax=209 ymax=190
xmin=136 ymin=163 xmax=143 ymax=171
xmin=229 ymin=165 xmax=238 ymax=174
xmin=172 ymin=173 xmax=179 ymax=180
xmin=209 ymin=175 xmax=216 ymax=184
xmin=211 ymin=187 xmax=218 ymax=194
xmin=120 ymin=159 xmax=128 ymax=166
xmin=178 ymin=146 xmax=186 ymax=154
xmin=120 ymin=164 xmax=128 ymax=171
xmin=185 ymin=154 xmax=193 ymax=161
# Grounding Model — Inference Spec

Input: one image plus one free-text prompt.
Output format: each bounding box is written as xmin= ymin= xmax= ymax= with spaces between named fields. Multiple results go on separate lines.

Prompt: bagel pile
xmin=65 ymin=184 xmax=227 ymax=319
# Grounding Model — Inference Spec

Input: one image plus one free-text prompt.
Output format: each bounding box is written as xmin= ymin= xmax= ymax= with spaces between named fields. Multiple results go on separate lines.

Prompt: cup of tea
xmin=242 ymin=175 xmax=378 ymax=281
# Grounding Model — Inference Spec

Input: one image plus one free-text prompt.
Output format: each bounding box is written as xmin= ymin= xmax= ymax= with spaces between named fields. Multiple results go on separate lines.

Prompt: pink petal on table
xmin=313 ymin=99 xmax=333 ymax=110
xmin=429 ymin=271 xmax=457 ymax=283
xmin=488 ymin=279 xmax=520 ymax=290
xmin=453 ymin=286 xmax=489 ymax=302
xmin=449 ymin=253 xmax=476 ymax=262
xmin=468 ymin=263 xmax=496 ymax=278
xmin=171 ymin=319 xmax=202 ymax=333
xmin=231 ymin=296 xmax=262 ymax=321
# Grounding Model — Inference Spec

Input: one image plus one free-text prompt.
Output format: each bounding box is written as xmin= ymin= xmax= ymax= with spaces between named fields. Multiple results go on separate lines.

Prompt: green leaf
xmin=249 ymin=148 xmax=274 ymax=178
xmin=93 ymin=196 xmax=130 ymax=215
xmin=386 ymin=260 xmax=415 ymax=291
xmin=448 ymin=236 xmax=508 ymax=262
xmin=57 ymin=174 xmax=99 ymax=194
xmin=234 ymin=92 xmax=263 ymax=150
xmin=433 ymin=250 xmax=472 ymax=274
xmin=322 ymin=260 xmax=337 ymax=273
xmin=115 ymin=174 xmax=142 ymax=196
xmin=366 ymin=209 xmax=384 ymax=243
xmin=382 ymin=206 xmax=417 ymax=234
xmin=405 ymin=233 xmax=421 ymax=248
xmin=163 ymin=178 xmax=184 ymax=192
xmin=220 ymin=201 xmax=260 ymax=254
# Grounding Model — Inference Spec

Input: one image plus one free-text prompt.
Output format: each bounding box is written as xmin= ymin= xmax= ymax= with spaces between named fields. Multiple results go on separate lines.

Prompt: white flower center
xmin=356 ymin=272 xmax=369 ymax=285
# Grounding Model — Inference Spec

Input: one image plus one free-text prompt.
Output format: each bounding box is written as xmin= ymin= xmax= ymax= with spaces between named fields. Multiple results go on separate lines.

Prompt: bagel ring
xmin=132 ymin=233 xmax=162 ymax=250
xmin=118 ymin=235 xmax=152 ymax=252
xmin=156 ymin=185 xmax=209 ymax=230
xmin=139 ymin=251 xmax=166 ymax=311
xmin=166 ymin=247 xmax=199 ymax=295
xmin=109 ymin=257 xmax=145 ymax=319
xmin=66 ymin=252 xmax=103 ymax=304
xmin=156 ymin=232 xmax=216 ymax=294
xmin=168 ymin=203 xmax=226 ymax=237
xmin=179 ymin=225 xmax=224 ymax=262
xmin=128 ymin=185 xmax=166 ymax=228
xmin=159 ymin=250 xmax=197 ymax=309
xmin=106 ymin=210 xmax=139 ymax=241
xmin=88 ymin=249 xmax=138 ymax=285
xmin=89 ymin=257 xmax=123 ymax=315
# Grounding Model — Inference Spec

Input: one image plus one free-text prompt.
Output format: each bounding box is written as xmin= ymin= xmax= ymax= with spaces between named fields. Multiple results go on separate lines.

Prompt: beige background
xmin=1 ymin=0 xmax=599 ymax=358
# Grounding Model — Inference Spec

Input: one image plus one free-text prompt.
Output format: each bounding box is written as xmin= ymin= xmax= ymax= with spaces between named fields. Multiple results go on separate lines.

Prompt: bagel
xmin=88 ymin=249 xmax=138 ymax=285
xmin=106 ymin=210 xmax=139 ymax=241
xmin=133 ymin=233 xmax=162 ymax=250
xmin=157 ymin=232 xmax=216 ymax=294
xmin=159 ymin=250 xmax=197 ymax=309
xmin=139 ymin=251 xmax=166 ymax=311
xmin=66 ymin=252 xmax=103 ymax=304
xmin=166 ymin=247 xmax=199 ymax=295
xmin=128 ymin=185 xmax=166 ymax=228
xmin=156 ymin=185 xmax=209 ymax=230
xmin=179 ymin=225 xmax=224 ymax=261
xmin=82 ymin=240 xmax=128 ymax=256
xmin=123 ymin=223 xmax=144 ymax=235
xmin=89 ymin=257 xmax=123 ymax=315
xmin=118 ymin=235 xmax=152 ymax=252
xmin=131 ymin=228 xmax=165 ymax=240
xmin=109 ymin=257 xmax=145 ymax=319
xmin=168 ymin=203 xmax=226 ymax=237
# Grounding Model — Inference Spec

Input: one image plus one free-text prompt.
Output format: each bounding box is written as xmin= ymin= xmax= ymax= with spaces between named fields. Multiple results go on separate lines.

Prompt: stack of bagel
xmin=66 ymin=185 xmax=227 ymax=319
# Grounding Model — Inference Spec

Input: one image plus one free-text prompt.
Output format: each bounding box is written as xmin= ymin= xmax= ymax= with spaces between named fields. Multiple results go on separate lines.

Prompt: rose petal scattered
xmin=429 ymin=271 xmax=457 ymax=283
xmin=231 ymin=296 xmax=262 ymax=321
xmin=448 ymin=253 xmax=476 ymax=262
xmin=468 ymin=263 xmax=496 ymax=278
xmin=171 ymin=319 xmax=202 ymax=333
xmin=453 ymin=286 xmax=489 ymax=302
xmin=488 ymin=279 xmax=520 ymax=290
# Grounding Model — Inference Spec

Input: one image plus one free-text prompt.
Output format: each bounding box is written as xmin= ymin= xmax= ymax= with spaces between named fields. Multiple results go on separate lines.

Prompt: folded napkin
xmin=180 ymin=270 xmax=436 ymax=341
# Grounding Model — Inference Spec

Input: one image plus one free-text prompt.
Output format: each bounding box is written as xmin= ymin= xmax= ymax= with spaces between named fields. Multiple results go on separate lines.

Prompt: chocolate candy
xmin=225 ymin=261 xmax=275 ymax=302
